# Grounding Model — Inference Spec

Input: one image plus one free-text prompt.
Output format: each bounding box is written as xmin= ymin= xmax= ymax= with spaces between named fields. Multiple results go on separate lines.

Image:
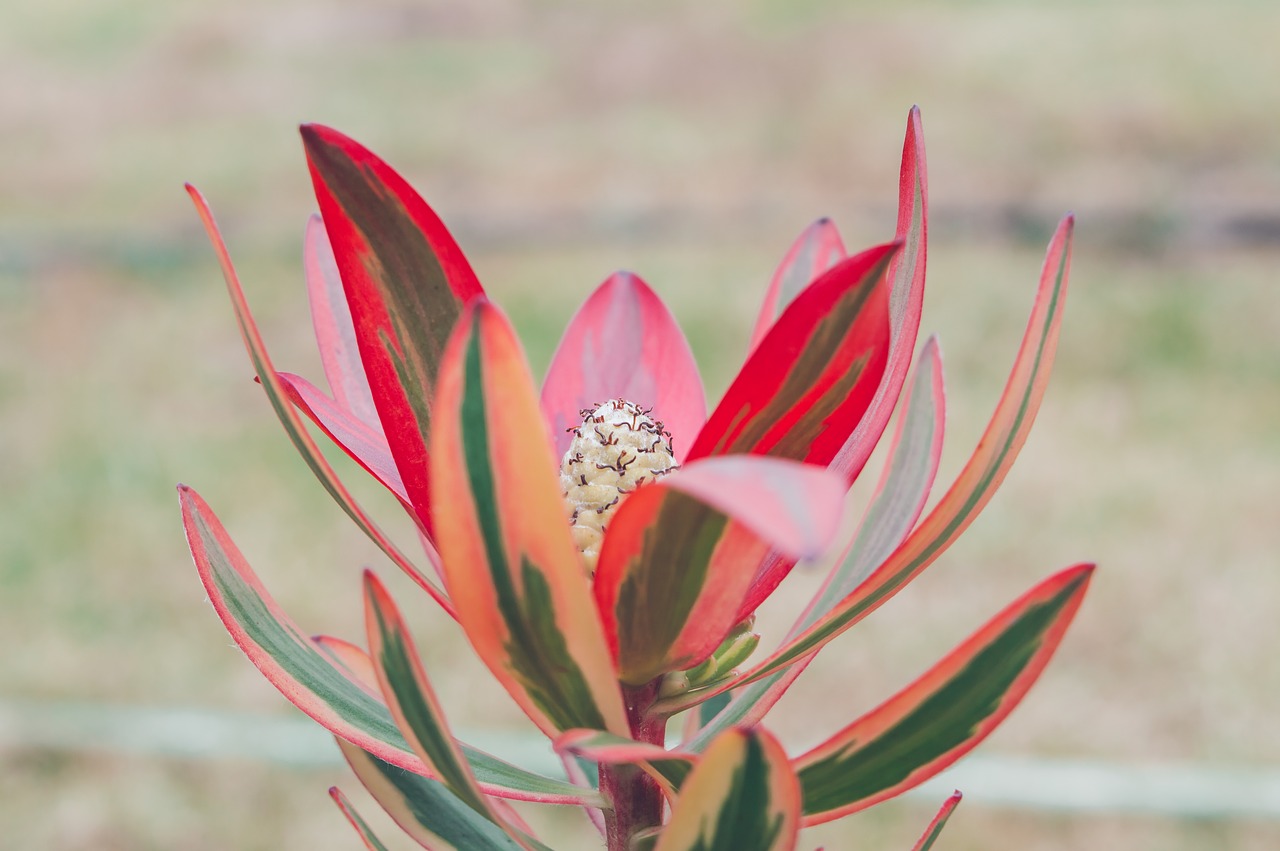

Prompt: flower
xmin=180 ymin=107 xmax=1092 ymax=850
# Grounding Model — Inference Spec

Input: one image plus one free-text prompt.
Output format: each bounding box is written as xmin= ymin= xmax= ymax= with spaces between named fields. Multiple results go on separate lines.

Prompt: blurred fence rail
xmin=3 ymin=698 xmax=1279 ymax=821
xmin=2 ymin=202 xmax=1279 ymax=282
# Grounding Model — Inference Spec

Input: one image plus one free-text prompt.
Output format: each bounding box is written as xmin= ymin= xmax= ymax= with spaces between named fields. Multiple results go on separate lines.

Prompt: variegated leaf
xmin=594 ymin=456 xmax=845 ymax=685
xmin=796 ymin=565 xmax=1093 ymax=823
xmin=302 ymin=124 xmax=485 ymax=540
xmin=654 ymin=728 xmax=799 ymax=851
xmin=554 ymin=729 xmax=694 ymax=797
xmin=431 ymin=299 xmax=628 ymax=737
xmin=178 ymin=485 xmax=598 ymax=805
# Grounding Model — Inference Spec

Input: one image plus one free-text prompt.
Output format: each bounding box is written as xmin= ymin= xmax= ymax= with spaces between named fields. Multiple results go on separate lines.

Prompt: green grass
xmin=3 ymin=1 xmax=1279 ymax=848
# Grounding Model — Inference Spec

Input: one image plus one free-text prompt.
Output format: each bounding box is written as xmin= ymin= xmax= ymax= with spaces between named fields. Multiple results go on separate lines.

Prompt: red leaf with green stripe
xmin=363 ymin=570 xmax=528 ymax=846
xmin=910 ymin=792 xmax=962 ymax=851
xmin=594 ymin=456 xmax=846 ymax=685
xmin=302 ymin=124 xmax=485 ymax=540
xmin=329 ymin=786 xmax=392 ymax=851
xmin=178 ymin=485 xmax=597 ymax=806
xmin=795 ymin=564 xmax=1093 ymax=824
xmin=687 ymin=242 xmax=894 ymax=468
xmin=185 ymin=184 xmax=450 ymax=611
xmin=431 ymin=299 xmax=628 ymax=737
xmin=542 ymin=271 xmax=706 ymax=462
xmin=655 ymin=728 xmax=799 ymax=851
xmin=713 ymin=216 xmax=1075 ymax=693
xmin=747 ymin=218 xmax=846 ymax=354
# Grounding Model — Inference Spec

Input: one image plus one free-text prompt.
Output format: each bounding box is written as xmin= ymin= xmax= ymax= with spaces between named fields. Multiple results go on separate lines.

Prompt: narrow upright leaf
xmin=302 ymin=124 xmax=485 ymax=539
xmin=185 ymin=185 xmax=450 ymax=611
xmin=795 ymin=565 xmax=1093 ymax=823
xmin=304 ymin=213 xmax=379 ymax=425
xmin=830 ymin=105 xmax=930 ymax=483
xmin=655 ymin=728 xmax=799 ymax=851
xmin=431 ymin=299 xmax=628 ymax=737
xmin=542 ymin=271 xmax=706 ymax=462
xmin=748 ymin=218 xmax=847 ymax=353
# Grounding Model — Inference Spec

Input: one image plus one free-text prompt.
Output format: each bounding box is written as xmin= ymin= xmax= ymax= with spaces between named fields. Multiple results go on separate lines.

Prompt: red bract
xmin=181 ymin=107 xmax=1092 ymax=851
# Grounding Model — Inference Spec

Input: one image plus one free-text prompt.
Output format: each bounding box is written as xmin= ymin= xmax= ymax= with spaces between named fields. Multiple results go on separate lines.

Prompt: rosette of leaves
xmin=180 ymin=107 xmax=1091 ymax=851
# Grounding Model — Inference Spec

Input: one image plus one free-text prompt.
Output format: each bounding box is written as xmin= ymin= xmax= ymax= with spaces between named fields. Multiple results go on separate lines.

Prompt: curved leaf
xmin=655 ymin=728 xmax=799 ymax=851
xmin=178 ymin=485 xmax=598 ymax=805
xmin=431 ymin=299 xmax=628 ymax=737
xmin=595 ymin=456 xmax=845 ymax=684
xmin=302 ymin=123 xmax=485 ymax=540
xmin=185 ymin=184 xmax=451 ymax=612
xmin=830 ymin=104 xmax=930 ymax=483
xmin=542 ymin=271 xmax=706 ymax=463
xmin=796 ymin=565 xmax=1092 ymax=823
xmin=748 ymin=218 xmax=847 ymax=354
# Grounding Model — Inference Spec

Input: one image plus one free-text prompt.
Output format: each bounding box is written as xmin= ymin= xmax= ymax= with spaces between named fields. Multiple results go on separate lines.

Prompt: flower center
xmin=559 ymin=398 xmax=677 ymax=575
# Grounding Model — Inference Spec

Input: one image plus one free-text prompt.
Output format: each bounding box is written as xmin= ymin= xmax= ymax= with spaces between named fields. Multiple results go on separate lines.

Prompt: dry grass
xmin=2 ymin=0 xmax=1279 ymax=848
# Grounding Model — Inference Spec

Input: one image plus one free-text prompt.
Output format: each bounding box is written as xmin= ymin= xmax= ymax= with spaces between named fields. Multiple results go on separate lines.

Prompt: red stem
xmin=601 ymin=679 xmax=664 ymax=851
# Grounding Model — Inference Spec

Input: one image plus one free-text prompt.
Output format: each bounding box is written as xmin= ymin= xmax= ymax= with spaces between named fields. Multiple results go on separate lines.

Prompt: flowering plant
xmin=181 ymin=107 xmax=1091 ymax=850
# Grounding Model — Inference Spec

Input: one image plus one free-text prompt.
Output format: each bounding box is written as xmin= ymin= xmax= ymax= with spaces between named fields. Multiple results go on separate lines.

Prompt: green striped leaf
xmin=178 ymin=485 xmax=598 ymax=806
xmin=795 ymin=564 xmax=1093 ymax=823
xmin=185 ymin=185 xmax=452 ymax=614
xmin=430 ymin=300 xmax=628 ymax=738
xmin=747 ymin=218 xmax=847 ymax=352
xmin=655 ymin=728 xmax=799 ymax=851
xmin=363 ymin=570 xmax=528 ymax=845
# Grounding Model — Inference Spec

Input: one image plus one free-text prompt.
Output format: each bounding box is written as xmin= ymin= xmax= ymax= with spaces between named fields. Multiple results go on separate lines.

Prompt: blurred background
xmin=2 ymin=0 xmax=1278 ymax=848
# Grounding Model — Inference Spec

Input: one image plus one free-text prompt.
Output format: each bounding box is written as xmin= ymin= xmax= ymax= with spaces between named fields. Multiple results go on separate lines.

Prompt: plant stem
xmin=601 ymin=679 xmax=665 ymax=851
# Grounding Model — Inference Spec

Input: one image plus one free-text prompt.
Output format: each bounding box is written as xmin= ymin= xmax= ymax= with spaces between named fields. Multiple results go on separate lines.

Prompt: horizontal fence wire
xmin=3 ymin=698 xmax=1279 ymax=821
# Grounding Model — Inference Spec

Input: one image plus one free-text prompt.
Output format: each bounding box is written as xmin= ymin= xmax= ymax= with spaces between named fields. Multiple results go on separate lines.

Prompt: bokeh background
xmin=2 ymin=1 xmax=1278 ymax=848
